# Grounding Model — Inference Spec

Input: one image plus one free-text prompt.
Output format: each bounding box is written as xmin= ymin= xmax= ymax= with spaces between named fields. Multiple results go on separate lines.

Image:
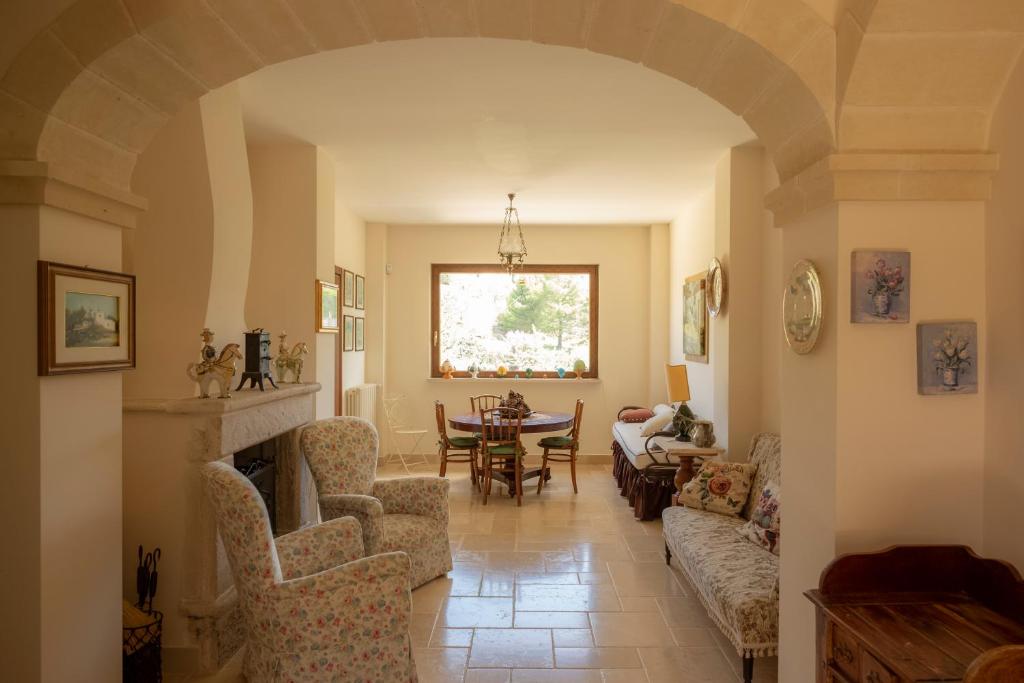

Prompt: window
xmin=431 ymin=264 xmax=598 ymax=378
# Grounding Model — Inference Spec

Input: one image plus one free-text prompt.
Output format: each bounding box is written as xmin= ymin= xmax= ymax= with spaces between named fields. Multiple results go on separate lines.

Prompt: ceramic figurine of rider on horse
xmin=273 ymin=331 xmax=309 ymax=383
xmin=186 ymin=328 xmax=242 ymax=398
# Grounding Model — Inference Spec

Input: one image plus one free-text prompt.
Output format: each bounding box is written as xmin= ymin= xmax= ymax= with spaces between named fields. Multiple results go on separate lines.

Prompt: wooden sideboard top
xmin=806 ymin=545 xmax=1024 ymax=682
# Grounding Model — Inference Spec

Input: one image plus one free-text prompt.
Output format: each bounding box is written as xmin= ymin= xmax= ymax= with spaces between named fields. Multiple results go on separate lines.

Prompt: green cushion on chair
xmin=538 ymin=435 xmax=573 ymax=448
xmin=449 ymin=436 xmax=480 ymax=449
xmin=488 ymin=445 xmax=524 ymax=456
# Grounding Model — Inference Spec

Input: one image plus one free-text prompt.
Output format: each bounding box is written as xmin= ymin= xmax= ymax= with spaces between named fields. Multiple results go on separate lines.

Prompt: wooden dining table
xmin=448 ymin=411 xmax=574 ymax=496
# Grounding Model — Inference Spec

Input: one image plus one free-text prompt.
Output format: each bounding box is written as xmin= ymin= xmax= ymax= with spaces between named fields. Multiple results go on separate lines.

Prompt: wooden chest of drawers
xmin=806 ymin=546 xmax=1024 ymax=683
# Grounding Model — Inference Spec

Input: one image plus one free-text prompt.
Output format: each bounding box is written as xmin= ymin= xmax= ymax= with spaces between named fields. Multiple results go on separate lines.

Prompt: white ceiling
xmin=239 ymin=38 xmax=754 ymax=225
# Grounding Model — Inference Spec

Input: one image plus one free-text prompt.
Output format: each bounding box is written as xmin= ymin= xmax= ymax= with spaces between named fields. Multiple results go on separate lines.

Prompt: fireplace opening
xmin=234 ymin=439 xmax=277 ymax=534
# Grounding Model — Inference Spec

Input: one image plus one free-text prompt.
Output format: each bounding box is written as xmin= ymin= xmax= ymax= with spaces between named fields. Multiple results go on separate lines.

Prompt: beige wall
xmin=668 ymin=147 xmax=771 ymax=455
xmin=336 ymin=200 xmax=368 ymax=396
xmin=382 ymin=223 xmax=658 ymax=456
xmin=761 ymin=162 xmax=783 ymax=434
xmin=984 ymin=55 xmax=1024 ymax=571
xmin=647 ymin=224 xmax=671 ymax=406
xmin=778 ymin=205 xmax=840 ymax=683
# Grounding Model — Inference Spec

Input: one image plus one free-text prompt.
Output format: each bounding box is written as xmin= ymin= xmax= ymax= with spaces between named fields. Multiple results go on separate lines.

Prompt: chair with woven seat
xmin=537 ymin=399 xmax=584 ymax=494
xmin=435 ymin=400 xmax=480 ymax=488
xmin=300 ymin=416 xmax=453 ymax=588
xmin=480 ymin=406 xmax=525 ymax=506
xmin=200 ymin=461 xmax=416 ymax=682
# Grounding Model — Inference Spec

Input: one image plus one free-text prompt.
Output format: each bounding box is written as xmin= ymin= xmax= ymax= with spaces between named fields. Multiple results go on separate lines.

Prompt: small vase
xmin=689 ymin=420 xmax=716 ymax=448
xmin=942 ymin=367 xmax=960 ymax=389
xmin=872 ymin=291 xmax=891 ymax=317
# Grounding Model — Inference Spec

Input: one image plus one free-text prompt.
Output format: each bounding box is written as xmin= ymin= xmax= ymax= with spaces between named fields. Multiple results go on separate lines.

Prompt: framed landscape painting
xmin=38 ymin=261 xmax=135 ymax=375
xmin=355 ymin=316 xmax=365 ymax=351
xmin=683 ymin=272 xmax=708 ymax=363
xmin=917 ymin=321 xmax=977 ymax=395
xmin=343 ymin=269 xmax=355 ymax=308
xmin=317 ymin=280 xmax=339 ymax=332
xmin=851 ymin=250 xmax=910 ymax=323
xmin=355 ymin=274 xmax=365 ymax=310
xmin=343 ymin=315 xmax=354 ymax=351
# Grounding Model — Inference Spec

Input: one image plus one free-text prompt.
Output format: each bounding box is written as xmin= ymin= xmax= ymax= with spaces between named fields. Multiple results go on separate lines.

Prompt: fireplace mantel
xmin=123 ymin=382 xmax=322 ymax=674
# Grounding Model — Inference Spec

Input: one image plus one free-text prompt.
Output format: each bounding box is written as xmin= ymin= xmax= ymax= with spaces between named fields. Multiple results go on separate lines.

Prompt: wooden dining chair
xmin=435 ymin=401 xmax=480 ymax=489
xmin=537 ymin=399 xmax=585 ymax=494
xmin=470 ymin=394 xmax=503 ymax=413
xmin=480 ymin=406 xmax=525 ymax=506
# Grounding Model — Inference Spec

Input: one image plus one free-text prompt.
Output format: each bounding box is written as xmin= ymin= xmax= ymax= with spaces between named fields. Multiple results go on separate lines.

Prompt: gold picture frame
xmin=38 ymin=261 xmax=136 ymax=375
xmin=317 ymin=280 xmax=339 ymax=333
xmin=683 ymin=271 xmax=708 ymax=363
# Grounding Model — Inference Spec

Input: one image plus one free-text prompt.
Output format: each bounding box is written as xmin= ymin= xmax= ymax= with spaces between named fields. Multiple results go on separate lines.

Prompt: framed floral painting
xmin=917 ymin=321 xmax=977 ymax=395
xmin=851 ymin=250 xmax=910 ymax=323
xmin=343 ymin=315 xmax=354 ymax=352
xmin=38 ymin=261 xmax=136 ymax=375
xmin=342 ymin=269 xmax=355 ymax=308
xmin=683 ymin=271 xmax=708 ymax=363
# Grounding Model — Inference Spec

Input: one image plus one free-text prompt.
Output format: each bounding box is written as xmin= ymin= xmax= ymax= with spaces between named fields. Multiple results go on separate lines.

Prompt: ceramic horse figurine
xmin=187 ymin=343 xmax=242 ymax=398
xmin=274 ymin=342 xmax=309 ymax=383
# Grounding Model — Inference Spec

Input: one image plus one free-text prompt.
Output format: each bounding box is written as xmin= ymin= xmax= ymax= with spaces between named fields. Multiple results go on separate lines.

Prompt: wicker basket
xmin=123 ymin=609 xmax=162 ymax=683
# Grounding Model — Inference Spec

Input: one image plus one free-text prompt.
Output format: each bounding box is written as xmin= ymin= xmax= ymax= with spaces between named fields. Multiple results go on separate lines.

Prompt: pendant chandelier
xmin=497 ymin=193 xmax=527 ymax=274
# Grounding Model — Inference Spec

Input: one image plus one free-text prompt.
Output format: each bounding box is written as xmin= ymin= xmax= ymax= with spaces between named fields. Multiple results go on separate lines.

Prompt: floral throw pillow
xmin=676 ymin=462 xmax=756 ymax=516
xmin=737 ymin=481 xmax=781 ymax=555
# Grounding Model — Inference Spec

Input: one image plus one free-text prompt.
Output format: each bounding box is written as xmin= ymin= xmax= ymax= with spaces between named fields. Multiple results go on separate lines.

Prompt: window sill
xmin=426 ymin=377 xmax=601 ymax=383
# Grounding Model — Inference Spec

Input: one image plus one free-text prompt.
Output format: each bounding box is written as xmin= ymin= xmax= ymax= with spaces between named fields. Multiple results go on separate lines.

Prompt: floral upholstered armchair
xmin=300 ymin=416 xmax=453 ymax=588
xmin=201 ymin=461 xmax=417 ymax=683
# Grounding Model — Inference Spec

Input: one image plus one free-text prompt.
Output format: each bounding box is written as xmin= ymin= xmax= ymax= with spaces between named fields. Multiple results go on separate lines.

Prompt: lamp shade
xmin=665 ymin=363 xmax=691 ymax=403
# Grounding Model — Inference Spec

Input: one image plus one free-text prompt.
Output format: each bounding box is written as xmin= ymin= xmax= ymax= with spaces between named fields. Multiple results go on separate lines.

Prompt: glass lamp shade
xmin=665 ymin=363 xmax=691 ymax=403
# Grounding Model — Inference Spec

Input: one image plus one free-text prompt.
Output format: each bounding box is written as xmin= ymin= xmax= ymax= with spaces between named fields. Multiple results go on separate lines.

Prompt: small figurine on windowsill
xmin=572 ymin=359 xmax=587 ymax=378
xmin=440 ymin=359 xmax=455 ymax=379
xmin=273 ymin=332 xmax=309 ymax=383
xmin=186 ymin=328 xmax=242 ymax=399
xmin=468 ymin=363 xmax=480 ymax=379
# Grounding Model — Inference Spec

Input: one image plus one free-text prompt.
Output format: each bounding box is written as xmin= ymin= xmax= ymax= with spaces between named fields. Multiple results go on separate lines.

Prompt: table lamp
xmin=665 ymin=363 xmax=696 ymax=441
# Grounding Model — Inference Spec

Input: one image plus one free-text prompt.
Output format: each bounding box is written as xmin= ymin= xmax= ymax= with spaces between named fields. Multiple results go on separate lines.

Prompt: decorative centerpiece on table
xmin=500 ymin=390 xmax=532 ymax=417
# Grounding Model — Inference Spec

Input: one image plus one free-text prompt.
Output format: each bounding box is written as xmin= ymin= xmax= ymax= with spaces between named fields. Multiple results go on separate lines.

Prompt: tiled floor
xmin=173 ymin=462 xmax=778 ymax=682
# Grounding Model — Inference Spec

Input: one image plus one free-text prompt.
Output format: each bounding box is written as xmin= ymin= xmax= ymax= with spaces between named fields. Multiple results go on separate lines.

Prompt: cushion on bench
xmin=611 ymin=421 xmax=676 ymax=469
xmin=663 ymin=505 xmax=779 ymax=657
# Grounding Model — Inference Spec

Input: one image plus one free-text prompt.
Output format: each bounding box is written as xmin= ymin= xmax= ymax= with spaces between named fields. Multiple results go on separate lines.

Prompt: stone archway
xmin=0 ymin=0 xmax=836 ymax=206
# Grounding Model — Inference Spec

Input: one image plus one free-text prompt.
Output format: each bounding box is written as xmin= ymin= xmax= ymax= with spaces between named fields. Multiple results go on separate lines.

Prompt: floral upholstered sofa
xmin=662 ymin=432 xmax=781 ymax=683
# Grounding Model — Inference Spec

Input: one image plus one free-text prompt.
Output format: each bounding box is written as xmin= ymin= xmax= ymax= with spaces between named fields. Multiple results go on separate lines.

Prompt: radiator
xmin=344 ymin=383 xmax=379 ymax=426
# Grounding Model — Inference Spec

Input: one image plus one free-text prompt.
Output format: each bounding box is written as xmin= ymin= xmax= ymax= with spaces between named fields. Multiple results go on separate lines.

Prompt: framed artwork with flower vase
xmin=851 ymin=250 xmax=910 ymax=323
xmin=917 ymin=321 xmax=977 ymax=395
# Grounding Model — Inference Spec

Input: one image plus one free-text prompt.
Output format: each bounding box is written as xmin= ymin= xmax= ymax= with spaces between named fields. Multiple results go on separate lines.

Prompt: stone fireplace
xmin=123 ymin=383 xmax=321 ymax=673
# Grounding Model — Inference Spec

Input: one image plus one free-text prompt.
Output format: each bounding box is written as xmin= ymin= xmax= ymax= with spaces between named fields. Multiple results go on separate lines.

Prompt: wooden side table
xmin=666 ymin=443 xmax=726 ymax=490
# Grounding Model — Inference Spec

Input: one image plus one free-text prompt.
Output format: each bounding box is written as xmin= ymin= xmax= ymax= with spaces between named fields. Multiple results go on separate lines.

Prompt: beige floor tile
xmin=470 ymin=629 xmax=554 ymax=668
xmin=554 ymin=648 xmax=642 ymax=669
xmin=512 ymin=670 xmax=603 ymax=682
xmin=415 ymin=647 xmax=470 ymax=683
xmin=515 ymin=612 xmax=591 ymax=629
xmin=431 ymin=628 xmax=475 ymax=647
xmin=546 ymin=561 xmax=606 ymax=573
xmin=599 ymin=669 xmax=649 ymax=682
xmin=415 ymin=577 xmax=457 ymax=613
xmin=629 ymin=551 xmax=667 ymax=563
xmin=450 ymin=567 xmax=484 ymax=596
xmin=481 ymin=571 xmax=516 ymax=597
xmin=623 ymin=535 xmax=666 ymax=553
xmin=655 ymin=597 xmax=714 ymax=628
xmin=552 ymin=628 xmax=595 ymax=647
xmin=617 ymin=597 xmax=660 ymax=613
xmin=487 ymin=551 xmax=548 ymax=572
xmin=637 ymin=647 xmax=736 ymax=683
xmin=466 ymin=670 xmax=512 ymax=683
xmin=411 ymin=612 xmax=439 ymax=646
xmin=573 ymin=543 xmax=633 ymax=562
xmin=606 ymin=562 xmax=686 ymax=598
xmin=578 ymin=572 xmax=612 ymax=585
xmin=590 ymin=613 xmax=676 ymax=647
xmin=517 ymin=585 xmax=621 ymax=612
xmin=517 ymin=572 xmax=580 ymax=585
xmin=438 ymin=597 xmax=515 ymax=628
xmin=463 ymin=534 xmax=519 ymax=551
xmin=670 ymin=628 xmax=718 ymax=647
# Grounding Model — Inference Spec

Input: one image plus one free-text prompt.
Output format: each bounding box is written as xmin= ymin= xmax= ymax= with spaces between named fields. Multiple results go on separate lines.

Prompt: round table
xmin=447 ymin=411 xmax=574 ymax=434
xmin=448 ymin=411 xmax=574 ymax=498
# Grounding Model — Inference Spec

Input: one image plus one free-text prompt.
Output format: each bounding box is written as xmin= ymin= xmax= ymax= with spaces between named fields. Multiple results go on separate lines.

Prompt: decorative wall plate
xmin=783 ymin=259 xmax=823 ymax=354
xmin=706 ymin=257 xmax=725 ymax=318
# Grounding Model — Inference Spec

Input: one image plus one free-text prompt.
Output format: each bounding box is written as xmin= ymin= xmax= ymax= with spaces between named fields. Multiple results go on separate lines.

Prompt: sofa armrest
xmin=372 ymin=477 xmax=450 ymax=526
xmin=320 ymin=493 xmax=385 ymax=555
xmin=275 ymin=516 xmax=364 ymax=580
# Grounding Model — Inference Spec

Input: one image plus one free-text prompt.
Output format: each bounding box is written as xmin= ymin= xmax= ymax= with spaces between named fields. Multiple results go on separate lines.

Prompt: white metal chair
xmin=382 ymin=395 xmax=429 ymax=474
